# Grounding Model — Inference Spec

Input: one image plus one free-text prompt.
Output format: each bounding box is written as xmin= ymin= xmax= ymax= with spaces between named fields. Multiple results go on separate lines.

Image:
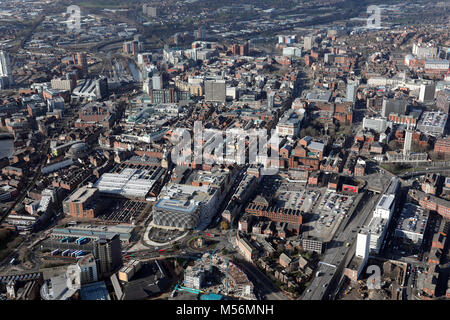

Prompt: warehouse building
xmin=62 ymin=186 xmax=101 ymax=219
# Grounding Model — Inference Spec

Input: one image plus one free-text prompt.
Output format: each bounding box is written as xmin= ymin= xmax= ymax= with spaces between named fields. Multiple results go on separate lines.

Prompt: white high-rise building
xmin=356 ymin=230 xmax=370 ymax=259
xmin=304 ymin=36 xmax=315 ymax=50
xmin=419 ymin=83 xmax=436 ymax=103
xmin=267 ymin=91 xmax=275 ymax=109
xmin=0 ymin=51 xmax=12 ymax=79
xmin=346 ymin=83 xmax=357 ymax=102
xmin=403 ymin=128 xmax=413 ymax=155
xmin=152 ymin=74 xmax=162 ymax=90
xmin=143 ymin=79 xmax=152 ymax=94
xmin=374 ymin=194 xmax=396 ymax=220
xmin=0 ymin=51 xmax=12 ymax=88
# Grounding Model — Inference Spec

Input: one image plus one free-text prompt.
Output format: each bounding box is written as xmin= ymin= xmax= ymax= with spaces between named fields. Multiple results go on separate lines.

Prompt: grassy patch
xmin=207 ymin=242 xmax=218 ymax=250
xmin=380 ymin=163 xmax=420 ymax=175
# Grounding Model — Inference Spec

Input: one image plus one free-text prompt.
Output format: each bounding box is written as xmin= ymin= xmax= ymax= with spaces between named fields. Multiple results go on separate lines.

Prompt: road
xmin=301 ymin=191 xmax=381 ymax=300
xmin=234 ymin=258 xmax=289 ymax=300
xmin=399 ymin=166 xmax=450 ymax=179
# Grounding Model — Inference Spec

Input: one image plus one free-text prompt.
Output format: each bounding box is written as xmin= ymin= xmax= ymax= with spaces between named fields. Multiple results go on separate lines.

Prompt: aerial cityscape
xmin=0 ymin=0 xmax=449 ymax=305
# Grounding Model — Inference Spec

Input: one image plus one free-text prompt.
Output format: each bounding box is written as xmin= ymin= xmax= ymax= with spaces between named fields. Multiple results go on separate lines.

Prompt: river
xmin=128 ymin=61 xmax=142 ymax=82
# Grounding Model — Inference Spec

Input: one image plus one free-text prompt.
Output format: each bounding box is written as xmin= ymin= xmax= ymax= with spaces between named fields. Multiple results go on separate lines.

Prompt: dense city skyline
xmin=0 ymin=0 xmax=449 ymax=309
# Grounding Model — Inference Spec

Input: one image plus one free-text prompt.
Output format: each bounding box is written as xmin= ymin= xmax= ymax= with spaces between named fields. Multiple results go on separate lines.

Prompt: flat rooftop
xmin=418 ymin=111 xmax=447 ymax=129
xmin=52 ymin=224 xmax=134 ymax=241
xmin=366 ymin=216 xmax=388 ymax=237
xmin=395 ymin=203 xmax=429 ymax=235
xmin=377 ymin=194 xmax=395 ymax=211
xmin=94 ymin=168 xmax=158 ymax=198
xmin=159 ymin=183 xmax=213 ymax=203
xmin=68 ymin=186 xmax=97 ymax=203
xmin=305 ymin=90 xmax=332 ymax=102
xmin=154 ymin=198 xmax=198 ymax=214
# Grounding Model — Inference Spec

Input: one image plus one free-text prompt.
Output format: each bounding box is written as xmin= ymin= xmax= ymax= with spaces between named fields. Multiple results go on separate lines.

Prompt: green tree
xmin=388 ymin=140 xmax=402 ymax=151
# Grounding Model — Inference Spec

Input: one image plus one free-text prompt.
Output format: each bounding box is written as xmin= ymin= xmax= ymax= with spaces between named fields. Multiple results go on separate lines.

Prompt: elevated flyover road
xmin=399 ymin=166 xmax=450 ymax=179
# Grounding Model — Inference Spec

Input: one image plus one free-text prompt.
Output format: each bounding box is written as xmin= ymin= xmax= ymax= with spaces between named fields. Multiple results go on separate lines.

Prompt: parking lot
xmin=276 ymin=189 xmax=321 ymax=212
xmin=316 ymin=191 xmax=354 ymax=227
xmin=302 ymin=190 xmax=355 ymax=241
xmin=97 ymin=199 xmax=147 ymax=223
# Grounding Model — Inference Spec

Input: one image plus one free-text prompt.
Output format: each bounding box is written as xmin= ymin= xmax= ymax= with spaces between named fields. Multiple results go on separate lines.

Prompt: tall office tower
xmin=205 ymin=79 xmax=226 ymax=102
xmin=191 ymin=48 xmax=198 ymax=62
xmin=75 ymin=52 xmax=88 ymax=77
xmin=346 ymin=83 xmax=357 ymax=103
xmin=356 ymin=230 xmax=370 ymax=259
xmin=173 ymin=33 xmax=180 ymax=45
xmin=93 ymin=234 xmax=122 ymax=278
xmin=404 ymin=126 xmax=413 ymax=155
xmin=231 ymin=44 xmax=239 ymax=55
xmin=0 ymin=76 xmax=8 ymax=90
xmin=419 ymin=83 xmax=436 ymax=103
xmin=267 ymin=91 xmax=275 ymax=109
xmin=0 ymin=50 xmax=12 ymax=87
xmin=152 ymin=73 xmax=162 ymax=90
xmin=0 ymin=51 xmax=12 ymax=78
xmin=143 ymin=79 xmax=151 ymax=94
xmin=95 ymin=77 xmax=109 ymax=100
xmin=303 ymin=36 xmax=315 ymax=51
xmin=76 ymin=254 xmax=98 ymax=285
xmin=240 ymin=42 xmax=249 ymax=56
xmin=196 ymin=27 xmax=205 ymax=39
xmin=123 ymin=41 xmax=140 ymax=55
xmin=381 ymin=98 xmax=408 ymax=117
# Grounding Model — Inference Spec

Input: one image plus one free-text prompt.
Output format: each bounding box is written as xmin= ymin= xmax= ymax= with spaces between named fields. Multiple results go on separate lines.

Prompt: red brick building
xmin=434 ymin=137 xmax=450 ymax=155
xmin=409 ymin=189 xmax=450 ymax=220
xmin=245 ymin=203 xmax=302 ymax=234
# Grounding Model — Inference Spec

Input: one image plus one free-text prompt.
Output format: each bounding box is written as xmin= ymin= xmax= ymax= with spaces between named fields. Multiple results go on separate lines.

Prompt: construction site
xmin=337 ymin=259 xmax=407 ymax=300
xmin=171 ymin=252 xmax=256 ymax=300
